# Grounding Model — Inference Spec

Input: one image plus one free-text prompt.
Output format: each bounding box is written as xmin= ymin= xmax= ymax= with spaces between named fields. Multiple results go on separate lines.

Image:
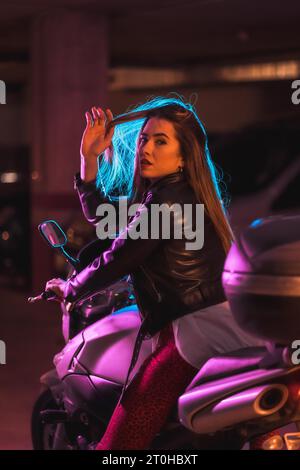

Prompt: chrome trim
xmin=223 ymin=271 xmax=300 ymax=297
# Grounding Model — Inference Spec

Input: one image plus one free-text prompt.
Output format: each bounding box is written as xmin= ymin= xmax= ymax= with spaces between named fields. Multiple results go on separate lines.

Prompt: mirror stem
xmin=60 ymin=247 xmax=79 ymax=272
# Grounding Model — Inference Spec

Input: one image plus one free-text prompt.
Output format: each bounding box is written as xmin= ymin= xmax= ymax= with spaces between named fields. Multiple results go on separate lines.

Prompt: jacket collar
xmin=146 ymin=171 xmax=187 ymax=192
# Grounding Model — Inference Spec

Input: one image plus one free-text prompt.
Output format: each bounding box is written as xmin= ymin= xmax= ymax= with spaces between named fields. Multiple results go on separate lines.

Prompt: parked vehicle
xmin=211 ymin=119 xmax=300 ymax=234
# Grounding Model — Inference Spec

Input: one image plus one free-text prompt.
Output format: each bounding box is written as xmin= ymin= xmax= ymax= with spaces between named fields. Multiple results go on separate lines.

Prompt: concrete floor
xmin=0 ymin=287 xmax=64 ymax=449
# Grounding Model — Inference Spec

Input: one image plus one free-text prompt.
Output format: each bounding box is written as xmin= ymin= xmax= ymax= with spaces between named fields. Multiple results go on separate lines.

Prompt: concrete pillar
xmin=30 ymin=9 xmax=109 ymax=290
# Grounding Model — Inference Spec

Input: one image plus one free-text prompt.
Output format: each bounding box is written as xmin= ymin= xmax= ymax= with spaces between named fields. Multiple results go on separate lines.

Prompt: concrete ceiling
xmin=0 ymin=0 xmax=300 ymax=70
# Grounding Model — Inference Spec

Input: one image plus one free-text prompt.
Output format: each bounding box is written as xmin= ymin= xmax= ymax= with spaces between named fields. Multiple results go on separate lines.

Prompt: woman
xmin=46 ymin=96 xmax=263 ymax=450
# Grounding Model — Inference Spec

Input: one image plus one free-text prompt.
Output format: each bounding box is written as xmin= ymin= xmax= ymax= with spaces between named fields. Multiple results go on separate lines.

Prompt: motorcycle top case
xmin=222 ymin=213 xmax=300 ymax=344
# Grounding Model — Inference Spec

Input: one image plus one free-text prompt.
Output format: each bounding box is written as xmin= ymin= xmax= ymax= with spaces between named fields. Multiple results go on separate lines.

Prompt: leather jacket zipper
xmin=137 ymin=192 xmax=162 ymax=303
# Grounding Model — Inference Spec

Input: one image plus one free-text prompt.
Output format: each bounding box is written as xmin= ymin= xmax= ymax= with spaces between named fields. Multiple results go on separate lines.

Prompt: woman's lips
xmin=140 ymin=159 xmax=152 ymax=166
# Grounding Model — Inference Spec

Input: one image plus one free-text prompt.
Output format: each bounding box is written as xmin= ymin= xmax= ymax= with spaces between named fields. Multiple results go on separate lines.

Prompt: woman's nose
xmin=142 ymin=141 xmax=152 ymax=155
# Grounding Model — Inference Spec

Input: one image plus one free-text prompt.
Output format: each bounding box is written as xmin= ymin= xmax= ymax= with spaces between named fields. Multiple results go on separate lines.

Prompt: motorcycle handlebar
xmin=27 ymin=290 xmax=57 ymax=303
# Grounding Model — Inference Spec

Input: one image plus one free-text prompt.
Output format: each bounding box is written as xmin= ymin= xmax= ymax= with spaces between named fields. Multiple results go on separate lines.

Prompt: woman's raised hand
xmin=80 ymin=107 xmax=115 ymax=182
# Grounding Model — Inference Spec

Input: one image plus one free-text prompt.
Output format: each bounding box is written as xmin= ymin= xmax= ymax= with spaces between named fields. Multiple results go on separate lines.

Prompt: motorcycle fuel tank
xmin=55 ymin=306 xmax=152 ymax=384
xmin=77 ymin=308 xmax=152 ymax=383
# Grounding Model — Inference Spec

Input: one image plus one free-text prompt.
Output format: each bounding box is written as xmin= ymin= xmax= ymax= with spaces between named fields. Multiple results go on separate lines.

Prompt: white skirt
xmin=151 ymin=301 xmax=265 ymax=369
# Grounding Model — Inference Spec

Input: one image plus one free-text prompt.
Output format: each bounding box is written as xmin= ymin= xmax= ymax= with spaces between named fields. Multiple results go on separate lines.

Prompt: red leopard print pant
xmin=96 ymin=323 xmax=198 ymax=450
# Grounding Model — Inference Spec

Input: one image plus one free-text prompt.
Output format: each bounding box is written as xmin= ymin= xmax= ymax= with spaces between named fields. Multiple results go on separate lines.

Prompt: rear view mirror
xmin=38 ymin=220 xmax=67 ymax=248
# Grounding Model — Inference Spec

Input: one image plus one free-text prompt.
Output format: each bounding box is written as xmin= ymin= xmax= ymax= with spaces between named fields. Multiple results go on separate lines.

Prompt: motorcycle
xmin=29 ymin=215 xmax=300 ymax=450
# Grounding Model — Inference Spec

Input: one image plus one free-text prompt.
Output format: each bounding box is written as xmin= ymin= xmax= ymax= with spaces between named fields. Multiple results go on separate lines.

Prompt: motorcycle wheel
xmin=31 ymin=388 xmax=60 ymax=450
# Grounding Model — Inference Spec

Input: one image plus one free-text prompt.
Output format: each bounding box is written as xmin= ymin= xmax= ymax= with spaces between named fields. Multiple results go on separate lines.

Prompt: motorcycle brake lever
xmin=27 ymin=290 xmax=57 ymax=303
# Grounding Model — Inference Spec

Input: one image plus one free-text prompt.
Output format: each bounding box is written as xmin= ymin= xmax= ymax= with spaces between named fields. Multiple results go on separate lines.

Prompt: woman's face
xmin=137 ymin=117 xmax=184 ymax=182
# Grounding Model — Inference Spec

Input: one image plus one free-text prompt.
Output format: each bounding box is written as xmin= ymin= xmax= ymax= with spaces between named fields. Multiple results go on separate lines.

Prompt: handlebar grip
xmin=42 ymin=290 xmax=57 ymax=300
xmin=27 ymin=290 xmax=57 ymax=303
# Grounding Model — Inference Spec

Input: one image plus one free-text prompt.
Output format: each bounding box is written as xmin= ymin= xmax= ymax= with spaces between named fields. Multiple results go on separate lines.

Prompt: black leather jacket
xmin=65 ymin=171 xmax=227 ymax=337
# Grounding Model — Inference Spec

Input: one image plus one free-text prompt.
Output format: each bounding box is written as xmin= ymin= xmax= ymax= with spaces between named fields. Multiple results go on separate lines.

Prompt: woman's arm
xmin=77 ymin=106 xmax=115 ymax=225
xmin=63 ymin=192 xmax=162 ymax=303
xmin=80 ymin=106 xmax=114 ymax=182
xmin=74 ymin=172 xmax=114 ymax=225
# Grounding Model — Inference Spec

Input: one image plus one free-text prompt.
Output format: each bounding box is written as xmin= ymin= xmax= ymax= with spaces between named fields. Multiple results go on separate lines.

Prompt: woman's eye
xmin=139 ymin=137 xmax=166 ymax=145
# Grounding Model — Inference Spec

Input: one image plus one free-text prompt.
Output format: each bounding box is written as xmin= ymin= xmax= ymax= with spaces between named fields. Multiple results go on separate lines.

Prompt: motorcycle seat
xmin=186 ymin=346 xmax=268 ymax=391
